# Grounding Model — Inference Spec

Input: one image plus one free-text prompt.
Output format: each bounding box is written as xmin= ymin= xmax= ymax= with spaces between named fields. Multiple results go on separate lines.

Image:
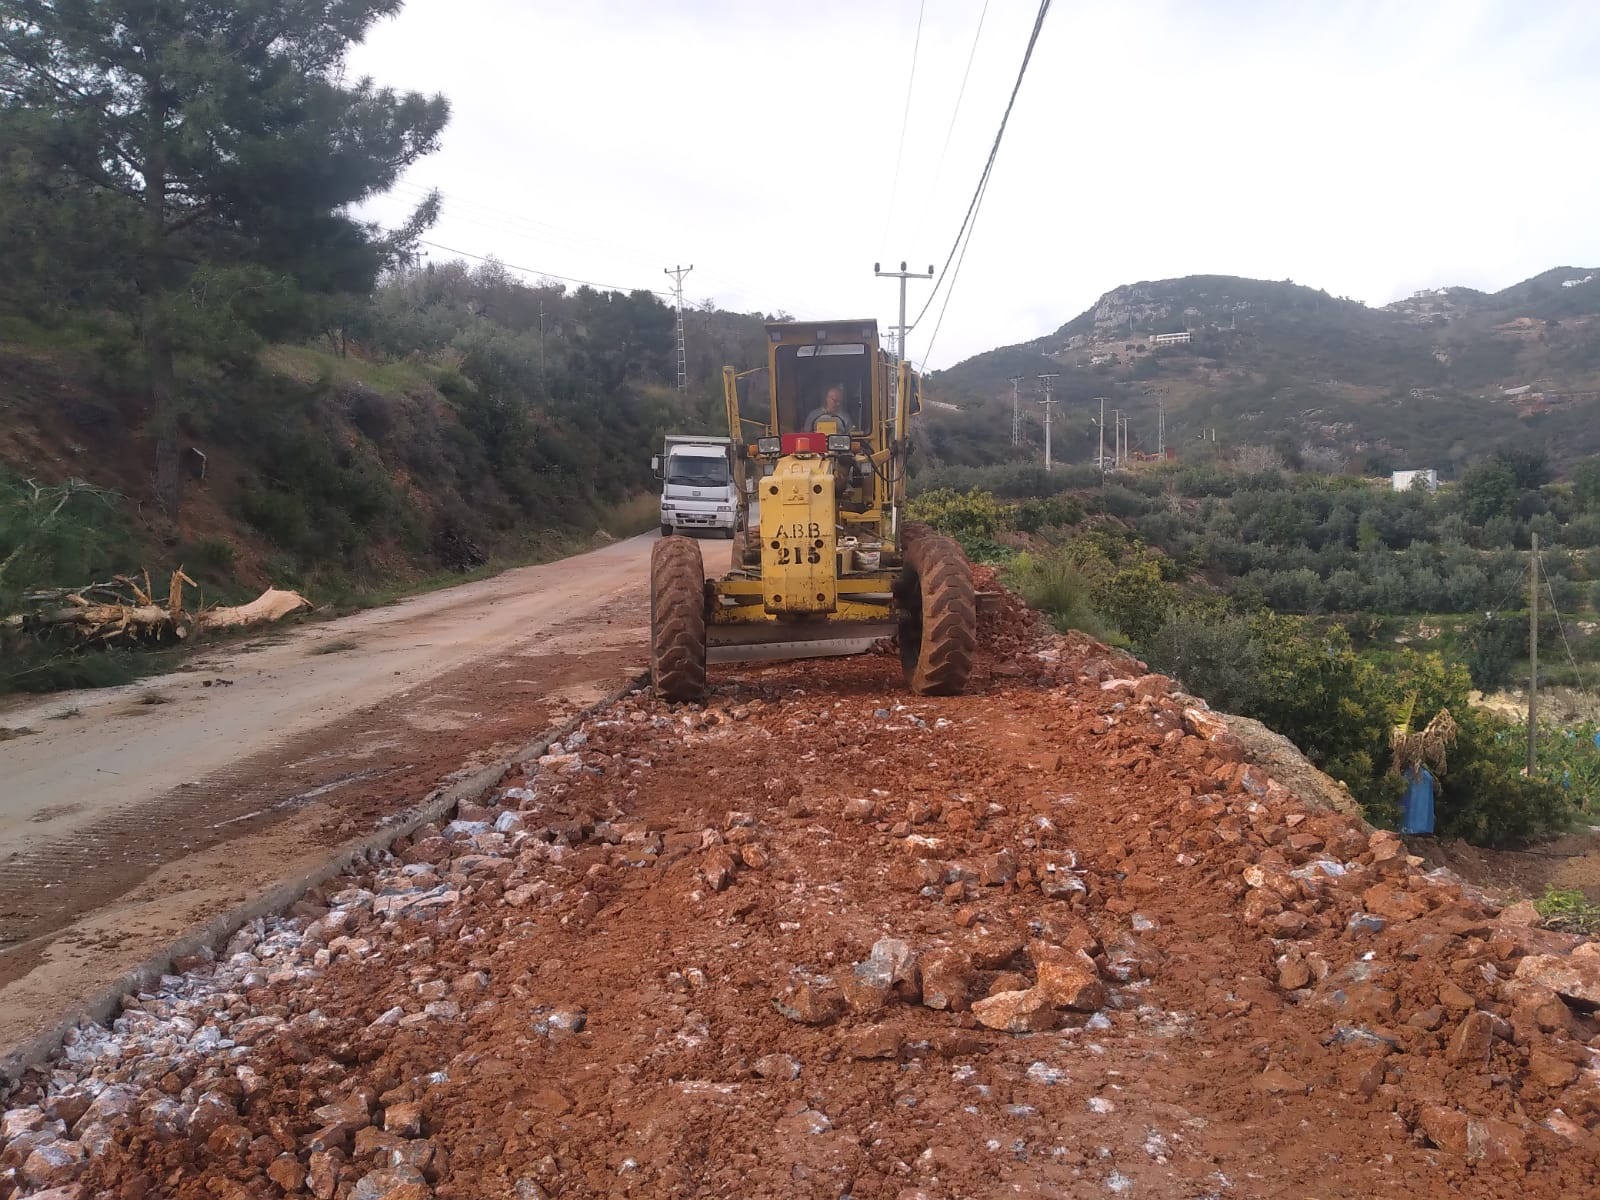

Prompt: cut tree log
xmin=199 ymin=589 xmax=312 ymax=630
xmin=4 ymin=570 xmax=311 ymax=646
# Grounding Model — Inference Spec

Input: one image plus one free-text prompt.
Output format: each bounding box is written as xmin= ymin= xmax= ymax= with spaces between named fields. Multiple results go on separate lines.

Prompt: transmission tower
xmin=664 ymin=264 xmax=694 ymax=391
xmin=1009 ymin=376 xmax=1023 ymax=446
xmin=1037 ymin=374 xmax=1059 ymax=471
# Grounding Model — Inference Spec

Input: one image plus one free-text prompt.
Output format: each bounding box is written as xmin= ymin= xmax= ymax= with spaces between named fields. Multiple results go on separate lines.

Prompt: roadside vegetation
xmin=0 ymin=2 xmax=774 ymax=692
xmin=907 ymin=451 xmax=1600 ymax=846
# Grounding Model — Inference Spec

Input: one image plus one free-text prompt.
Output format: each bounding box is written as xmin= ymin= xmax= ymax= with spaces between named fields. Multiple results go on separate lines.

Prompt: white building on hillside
xmin=1391 ymin=469 xmax=1438 ymax=493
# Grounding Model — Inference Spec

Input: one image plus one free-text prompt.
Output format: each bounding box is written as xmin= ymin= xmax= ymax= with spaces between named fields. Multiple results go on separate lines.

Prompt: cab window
xmin=773 ymin=343 xmax=869 ymax=433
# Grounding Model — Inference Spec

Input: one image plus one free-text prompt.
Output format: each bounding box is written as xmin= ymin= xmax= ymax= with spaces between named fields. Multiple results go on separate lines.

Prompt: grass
xmin=1003 ymin=551 xmax=1118 ymax=642
xmin=0 ymin=725 xmax=36 ymax=741
xmin=137 ymin=690 xmax=173 ymax=704
xmin=2 ymin=642 xmax=187 ymax=696
xmin=1533 ymin=885 xmax=1600 ymax=935
xmin=601 ymin=492 xmax=662 ymax=539
xmin=0 ymin=312 xmax=121 ymax=359
xmin=261 ymin=343 xmax=440 ymax=397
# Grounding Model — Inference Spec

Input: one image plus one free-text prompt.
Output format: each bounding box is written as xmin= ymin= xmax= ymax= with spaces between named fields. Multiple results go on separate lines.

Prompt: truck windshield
xmin=667 ymin=455 xmax=729 ymax=487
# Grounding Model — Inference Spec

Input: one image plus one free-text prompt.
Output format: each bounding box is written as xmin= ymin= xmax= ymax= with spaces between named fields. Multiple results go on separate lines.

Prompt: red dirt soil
xmin=2 ymin=592 xmax=1598 ymax=1199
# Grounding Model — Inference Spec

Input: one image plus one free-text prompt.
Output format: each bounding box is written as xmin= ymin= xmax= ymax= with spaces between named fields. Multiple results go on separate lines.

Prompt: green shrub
xmin=1098 ymin=484 xmax=1152 ymax=519
xmin=177 ymin=537 xmax=237 ymax=578
xmin=1013 ymin=495 xmax=1083 ymax=533
xmin=908 ymin=489 xmax=1004 ymax=550
xmin=1437 ymin=709 xmax=1573 ymax=845
xmin=1004 ymin=551 xmax=1116 ymax=642
xmin=1141 ymin=611 xmax=1264 ymax=714
xmin=1091 ymin=559 xmax=1172 ymax=644
xmin=1463 ymin=617 xmax=1520 ymax=691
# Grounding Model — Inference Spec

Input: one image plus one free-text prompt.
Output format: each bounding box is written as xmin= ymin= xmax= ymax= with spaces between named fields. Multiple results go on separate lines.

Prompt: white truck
xmin=652 ymin=435 xmax=739 ymax=538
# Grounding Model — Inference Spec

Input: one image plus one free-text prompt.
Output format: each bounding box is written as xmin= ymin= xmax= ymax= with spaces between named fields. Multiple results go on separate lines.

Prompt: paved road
xmin=0 ymin=533 xmax=661 ymax=1054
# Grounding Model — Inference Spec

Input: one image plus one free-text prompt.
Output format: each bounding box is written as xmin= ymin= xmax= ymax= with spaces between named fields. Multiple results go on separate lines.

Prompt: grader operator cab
xmin=649 ymin=319 xmax=977 ymax=703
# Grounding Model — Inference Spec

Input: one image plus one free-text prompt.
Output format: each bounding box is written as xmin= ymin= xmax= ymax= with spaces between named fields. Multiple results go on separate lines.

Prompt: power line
xmin=416 ymin=239 xmax=670 ymax=297
xmin=918 ymin=163 xmax=993 ymax=366
xmin=393 ymin=181 xmax=648 ymax=257
xmin=917 ymin=0 xmax=990 ymax=247
xmin=396 ymin=181 xmax=832 ymax=320
xmin=1539 ymin=550 xmax=1589 ymax=694
xmin=908 ymin=0 xmax=1053 ymax=351
xmin=880 ymin=0 xmax=927 ymax=249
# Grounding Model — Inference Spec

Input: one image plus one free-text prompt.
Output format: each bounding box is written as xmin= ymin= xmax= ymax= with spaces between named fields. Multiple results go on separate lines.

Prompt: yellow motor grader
xmin=649 ymin=318 xmax=976 ymax=702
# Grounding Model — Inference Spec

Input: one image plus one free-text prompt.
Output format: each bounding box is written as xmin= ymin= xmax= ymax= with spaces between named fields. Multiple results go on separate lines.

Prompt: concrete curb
xmin=0 ymin=671 xmax=650 ymax=1090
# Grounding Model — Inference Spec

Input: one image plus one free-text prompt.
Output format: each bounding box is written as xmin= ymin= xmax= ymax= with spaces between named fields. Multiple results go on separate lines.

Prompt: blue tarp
xmin=1399 ymin=765 xmax=1436 ymax=836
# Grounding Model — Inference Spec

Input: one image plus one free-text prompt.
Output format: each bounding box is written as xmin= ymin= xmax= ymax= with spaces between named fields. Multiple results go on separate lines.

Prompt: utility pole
xmin=874 ymin=260 xmax=936 ymax=363
xmin=1009 ymin=376 xmax=1023 ymax=446
xmin=1157 ymin=401 xmax=1166 ymax=455
xmin=1037 ymin=374 xmax=1059 ymax=471
xmin=1528 ymin=531 xmax=1539 ymax=775
xmin=538 ymin=300 xmax=548 ymax=377
xmin=1112 ymin=409 xmax=1121 ymax=467
xmin=663 ymin=264 xmax=693 ymax=391
xmin=1094 ymin=396 xmax=1106 ymax=470
xmin=875 ymin=261 xmax=935 ymax=436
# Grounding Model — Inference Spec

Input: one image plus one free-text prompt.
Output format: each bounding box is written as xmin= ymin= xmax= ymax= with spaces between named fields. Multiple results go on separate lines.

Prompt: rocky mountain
xmin=926 ymin=268 xmax=1600 ymax=474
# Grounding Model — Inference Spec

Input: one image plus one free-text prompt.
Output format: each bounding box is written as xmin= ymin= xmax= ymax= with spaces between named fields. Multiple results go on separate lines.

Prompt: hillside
xmin=0 ymin=269 xmax=770 ymax=618
xmin=0 ymin=1 xmax=781 ymax=673
xmin=926 ymin=268 xmax=1600 ymax=474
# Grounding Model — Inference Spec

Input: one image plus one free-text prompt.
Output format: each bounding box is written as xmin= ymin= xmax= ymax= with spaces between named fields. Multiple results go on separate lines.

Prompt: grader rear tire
xmin=895 ymin=534 xmax=977 ymax=696
xmin=650 ymin=535 xmax=708 ymax=703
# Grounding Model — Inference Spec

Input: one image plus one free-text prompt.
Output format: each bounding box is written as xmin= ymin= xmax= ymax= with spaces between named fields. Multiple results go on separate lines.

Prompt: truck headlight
xmin=756 ymin=436 xmax=781 ymax=456
xmin=826 ymin=434 xmax=852 ymax=453
xmin=717 ymin=505 xmax=733 ymax=513
xmin=660 ymin=502 xmax=675 ymax=511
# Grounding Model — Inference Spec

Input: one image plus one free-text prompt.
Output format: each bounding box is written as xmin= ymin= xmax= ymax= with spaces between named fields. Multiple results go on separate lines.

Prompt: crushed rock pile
xmin=1 ymin=613 xmax=1598 ymax=1198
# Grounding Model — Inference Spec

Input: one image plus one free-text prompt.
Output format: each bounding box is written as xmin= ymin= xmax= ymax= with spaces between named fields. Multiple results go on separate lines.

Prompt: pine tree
xmin=0 ymin=0 xmax=450 ymax=514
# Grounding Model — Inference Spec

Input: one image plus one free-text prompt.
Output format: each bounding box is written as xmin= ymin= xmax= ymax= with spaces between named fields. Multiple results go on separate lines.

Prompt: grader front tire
xmin=896 ymin=534 xmax=977 ymax=696
xmin=650 ymin=536 xmax=708 ymax=703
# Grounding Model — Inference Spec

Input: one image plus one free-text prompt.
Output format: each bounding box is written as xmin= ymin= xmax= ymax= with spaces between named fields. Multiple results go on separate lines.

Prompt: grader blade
xmin=705 ymin=617 xmax=899 ymax=664
xmin=707 ymin=637 xmax=884 ymax=664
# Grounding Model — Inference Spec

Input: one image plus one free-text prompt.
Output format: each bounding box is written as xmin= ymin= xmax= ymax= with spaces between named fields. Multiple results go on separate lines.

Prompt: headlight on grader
xmin=826 ymin=434 xmax=852 ymax=453
xmin=756 ymin=436 xmax=782 ymax=457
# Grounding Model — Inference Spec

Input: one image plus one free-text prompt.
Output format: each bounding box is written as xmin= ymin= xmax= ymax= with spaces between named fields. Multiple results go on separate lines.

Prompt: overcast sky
xmin=348 ymin=0 xmax=1600 ymax=369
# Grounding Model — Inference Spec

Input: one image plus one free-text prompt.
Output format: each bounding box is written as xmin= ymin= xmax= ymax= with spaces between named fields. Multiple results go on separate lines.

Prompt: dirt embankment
xmin=1 ymin=587 xmax=1598 ymax=1199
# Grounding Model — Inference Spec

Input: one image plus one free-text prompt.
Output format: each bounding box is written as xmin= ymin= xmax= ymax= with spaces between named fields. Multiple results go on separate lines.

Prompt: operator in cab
xmin=805 ymin=384 xmax=850 ymax=434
